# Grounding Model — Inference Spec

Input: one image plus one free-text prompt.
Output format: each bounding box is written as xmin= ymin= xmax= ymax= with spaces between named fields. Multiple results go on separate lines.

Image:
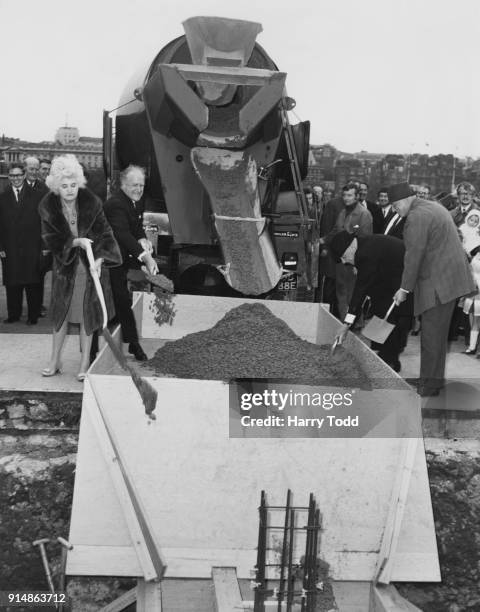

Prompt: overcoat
xmin=39 ymin=189 xmax=122 ymax=335
xmin=348 ymin=234 xmax=412 ymax=318
xmin=0 ymin=183 xmax=43 ymax=285
xmin=401 ymin=198 xmax=476 ymax=316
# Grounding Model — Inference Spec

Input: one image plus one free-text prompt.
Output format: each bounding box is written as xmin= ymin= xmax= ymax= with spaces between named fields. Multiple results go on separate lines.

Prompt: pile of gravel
xmin=147 ymin=303 xmax=371 ymax=388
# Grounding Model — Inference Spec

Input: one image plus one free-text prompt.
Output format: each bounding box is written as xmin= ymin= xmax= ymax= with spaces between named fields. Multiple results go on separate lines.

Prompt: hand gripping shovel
xmin=85 ymin=243 xmax=158 ymax=419
xmin=361 ymin=301 xmax=396 ymax=345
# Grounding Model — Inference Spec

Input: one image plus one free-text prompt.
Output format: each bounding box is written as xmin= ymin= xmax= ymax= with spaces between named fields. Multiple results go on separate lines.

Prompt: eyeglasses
xmin=9 ymin=173 xmax=24 ymax=178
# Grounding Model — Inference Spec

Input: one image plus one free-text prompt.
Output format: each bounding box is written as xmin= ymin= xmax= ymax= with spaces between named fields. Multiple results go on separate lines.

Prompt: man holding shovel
xmin=104 ymin=165 xmax=158 ymax=361
xmin=332 ymin=231 xmax=413 ymax=372
xmin=389 ymin=182 xmax=475 ymax=397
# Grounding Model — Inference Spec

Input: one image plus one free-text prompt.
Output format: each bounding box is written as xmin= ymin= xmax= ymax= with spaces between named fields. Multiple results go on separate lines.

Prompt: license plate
xmin=278 ymin=276 xmax=297 ymax=291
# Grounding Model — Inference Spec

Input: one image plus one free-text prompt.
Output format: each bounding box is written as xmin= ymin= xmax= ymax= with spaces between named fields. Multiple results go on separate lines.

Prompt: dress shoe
xmin=390 ymin=360 xmax=401 ymax=373
xmin=128 ymin=342 xmax=147 ymax=361
xmin=42 ymin=366 xmax=62 ymax=377
xmin=27 ymin=319 xmax=38 ymax=325
xmin=77 ymin=372 xmax=87 ymax=382
xmin=3 ymin=317 xmax=20 ymax=323
xmin=463 ymin=348 xmax=476 ymax=355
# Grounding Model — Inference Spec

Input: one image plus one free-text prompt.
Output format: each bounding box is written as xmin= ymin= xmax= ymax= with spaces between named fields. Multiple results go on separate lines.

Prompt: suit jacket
xmin=401 ymin=198 xmax=476 ymax=316
xmin=0 ymin=183 xmax=43 ymax=285
xmin=103 ymin=189 xmax=146 ymax=269
xmin=348 ymin=235 xmax=412 ymax=318
xmin=27 ymin=180 xmax=48 ymax=195
xmin=380 ymin=206 xmax=395 ymax=228
xmin=364 ymin=200 xmax=384 ymax=234
xmin=383 ymin=212 xmax=406 ymax=240
xmin=450 ymin=202 xmax=479 ymax=227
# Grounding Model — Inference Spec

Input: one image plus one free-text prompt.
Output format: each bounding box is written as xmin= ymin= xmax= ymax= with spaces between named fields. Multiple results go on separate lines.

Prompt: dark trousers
xmin=39 ymin=271 xmax=46 ymax=309
xmin=420 ymin=299 xmax=456 ymax=392
xmin=6 ymin=283 xmax=42 ymax=321
xmin=335 ymin=263 xmax=356 ymax=321
xmin=378 ymin=315 xmax=412 ymax=365
xmin=448 ymin=301 xmax=469 ymax=343
xmin=109 ymin=266 xmax=139 ymax=344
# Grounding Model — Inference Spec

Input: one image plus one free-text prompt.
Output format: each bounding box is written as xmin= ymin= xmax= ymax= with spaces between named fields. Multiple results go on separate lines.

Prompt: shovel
xmin=85 ymin=243 xmax=158 ymax=419
xmin=361 ymin=301 xmax=396 ymax=344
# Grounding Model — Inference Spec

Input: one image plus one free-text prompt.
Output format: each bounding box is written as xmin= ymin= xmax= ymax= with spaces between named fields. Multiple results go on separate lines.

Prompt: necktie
xmin=15 ymin=188 xmax=21 ymax=202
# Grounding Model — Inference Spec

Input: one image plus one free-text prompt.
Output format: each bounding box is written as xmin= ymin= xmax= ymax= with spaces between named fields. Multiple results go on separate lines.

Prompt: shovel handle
xmin=84 ymin=241 xmax=108 ymax=330
xmin=384 ymin=301 xmax=396 ymax=321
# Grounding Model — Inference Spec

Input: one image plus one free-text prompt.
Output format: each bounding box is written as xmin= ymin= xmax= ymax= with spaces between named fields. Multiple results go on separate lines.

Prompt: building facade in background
xmin=307 ymin=144 xmax=478 ymax=199
xmin=0 ymin=127 xmax=103 ymax=173
xmin=0 ymin=129 xmax=105 ymax=195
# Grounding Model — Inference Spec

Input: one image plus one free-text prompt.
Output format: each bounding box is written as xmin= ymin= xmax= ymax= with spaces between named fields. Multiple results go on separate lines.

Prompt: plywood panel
xmin=68 ymin=375 xmax=439 ymax=581
xmin=212 ymin=567 xmax=242 ymax=612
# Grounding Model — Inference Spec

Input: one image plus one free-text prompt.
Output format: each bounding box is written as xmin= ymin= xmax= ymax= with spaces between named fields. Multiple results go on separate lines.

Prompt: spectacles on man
xmin=9 ymin=173 xmax=24 ymax=178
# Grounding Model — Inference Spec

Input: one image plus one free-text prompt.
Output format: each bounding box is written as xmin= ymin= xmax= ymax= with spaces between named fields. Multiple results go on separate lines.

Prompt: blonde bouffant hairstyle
xmin=46 ymin=154 xmax=87 ymax=195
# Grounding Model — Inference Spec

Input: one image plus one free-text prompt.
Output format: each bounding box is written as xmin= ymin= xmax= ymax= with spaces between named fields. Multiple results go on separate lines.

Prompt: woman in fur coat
xmin=39 ymin=155 xmax=121 ymax=380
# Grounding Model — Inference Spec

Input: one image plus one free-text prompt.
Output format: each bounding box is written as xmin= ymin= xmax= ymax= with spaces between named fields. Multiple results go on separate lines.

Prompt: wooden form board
xmin=67 ymin=374 xmax=439 ymax=582
xmin=211 ymin=567 xmax=243 ymax=612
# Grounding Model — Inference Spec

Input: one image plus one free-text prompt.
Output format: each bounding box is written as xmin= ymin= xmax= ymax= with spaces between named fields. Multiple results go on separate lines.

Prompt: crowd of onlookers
xmin=301 ymin=178 xmax=480 ymax=394
xmin=1 ymin=154 xmax=479 ymax=392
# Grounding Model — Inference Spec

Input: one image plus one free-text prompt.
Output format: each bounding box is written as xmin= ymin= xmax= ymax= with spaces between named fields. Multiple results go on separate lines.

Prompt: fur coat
xmin=39 ymin=188 xmax=122 ymax=335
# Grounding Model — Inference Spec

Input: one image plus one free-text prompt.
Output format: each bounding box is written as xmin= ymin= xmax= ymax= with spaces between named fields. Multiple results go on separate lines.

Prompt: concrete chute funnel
xmin=182 ymin=16 xmax=263 ymax=105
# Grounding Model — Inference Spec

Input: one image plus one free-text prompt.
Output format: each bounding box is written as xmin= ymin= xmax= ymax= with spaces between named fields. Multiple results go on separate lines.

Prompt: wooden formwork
xmin=68 ymin=294 xmax=439 ymax=611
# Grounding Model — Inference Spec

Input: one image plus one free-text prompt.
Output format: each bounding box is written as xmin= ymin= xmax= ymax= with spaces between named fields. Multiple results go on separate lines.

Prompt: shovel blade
xmin=362 ymin=315 xmax=395 ymax=344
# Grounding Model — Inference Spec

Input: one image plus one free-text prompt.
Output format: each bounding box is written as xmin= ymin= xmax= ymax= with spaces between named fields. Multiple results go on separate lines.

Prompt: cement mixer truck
xmin=103 ymin=16 xmax=316 ymax=297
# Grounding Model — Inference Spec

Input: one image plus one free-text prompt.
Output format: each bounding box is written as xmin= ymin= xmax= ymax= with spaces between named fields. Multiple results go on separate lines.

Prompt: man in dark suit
xmin=24 ymin=156 xmax=49 ymax=316
xmin=376 ymin=187 xmax=406 ymax=239
xmin=0 ymin=162 xmax=44 ymax=324
xmin=104 ymin=165 xmax=158 ymax=361
xmin=332 ymin=231 xmax=412 ymax=372
xmin=38 ymin=159 xmax=51 ymax=183
xmin=377 ymin=188 xmax=394 ymax=227
xmin=391 ymin=182 xmax=476 ymax=396
xmin=24 ymin=156 xmax=48 ymax=195
xmin=359 ymin=181 xmax=384 ymax=234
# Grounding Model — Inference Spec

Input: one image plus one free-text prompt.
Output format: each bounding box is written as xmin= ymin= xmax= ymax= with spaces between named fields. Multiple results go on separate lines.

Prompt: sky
xmin=1 ymin=0 xmax=479 ymax=156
